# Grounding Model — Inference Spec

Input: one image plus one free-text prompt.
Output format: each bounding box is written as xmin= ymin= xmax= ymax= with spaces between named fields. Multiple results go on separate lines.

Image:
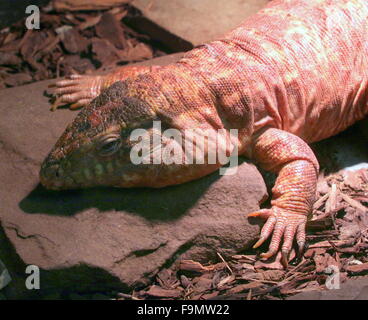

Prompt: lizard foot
xmin=248 ymin=207 xmax=306 ymax=268
xmin=49 ymin=74 xmax=104 ymax=111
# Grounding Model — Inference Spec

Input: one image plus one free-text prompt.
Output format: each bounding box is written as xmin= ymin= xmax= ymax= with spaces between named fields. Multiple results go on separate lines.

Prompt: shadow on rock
xmin=19 ymin=167 xmax=222 ymax=221
xmin=311 ymin=123 xmax=368 ymax=174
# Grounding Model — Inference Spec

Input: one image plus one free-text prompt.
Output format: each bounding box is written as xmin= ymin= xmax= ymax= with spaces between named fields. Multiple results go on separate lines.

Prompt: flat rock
xmin=130 ymin=0 xmax=270 ymax=51
xmin=0 ymin=54 xmax=266 ymax=298
xmin=288 ymin=277 xmax=368 ymax=300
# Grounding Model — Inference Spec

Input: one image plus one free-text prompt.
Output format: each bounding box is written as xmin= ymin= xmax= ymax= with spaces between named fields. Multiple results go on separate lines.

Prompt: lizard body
xmin=40 ymin=0 xmax=368 ymax=266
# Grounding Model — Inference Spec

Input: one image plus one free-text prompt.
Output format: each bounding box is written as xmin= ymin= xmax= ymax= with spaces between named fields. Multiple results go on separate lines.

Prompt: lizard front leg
xmin=50 ymin=65 xmax=161 ymax=110
xmin=248 ymin=128 xmax=319 ymax=267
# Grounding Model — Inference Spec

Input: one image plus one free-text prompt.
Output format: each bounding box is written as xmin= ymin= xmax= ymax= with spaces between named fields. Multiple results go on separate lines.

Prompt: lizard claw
xmin=49 ymin=74 xmax=103 ymax=111
xmin=248 ymin=207 xmax=307 ymax=268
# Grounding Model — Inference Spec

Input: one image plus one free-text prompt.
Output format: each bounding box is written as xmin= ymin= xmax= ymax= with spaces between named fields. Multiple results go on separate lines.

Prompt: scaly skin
xmin=41 ymin=0 xmax=368 ymax=267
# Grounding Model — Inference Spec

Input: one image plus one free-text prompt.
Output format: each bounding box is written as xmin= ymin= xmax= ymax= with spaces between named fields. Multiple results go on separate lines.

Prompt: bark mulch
xmin=0 ymin=0 xmax=367 ymax=301
xmin=0 ymin=2 xmax=167 ymax=89
xmin=116 ymin=168 xmax=368 ymax=300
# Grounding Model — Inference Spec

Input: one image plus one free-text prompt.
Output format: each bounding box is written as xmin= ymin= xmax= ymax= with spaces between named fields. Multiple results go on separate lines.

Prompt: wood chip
xmin=0 ymin=52 xmax=22 ymax=66
xmin=326 ymin=183 xmax=338 ymax=213
xmin=178 ymin=260 xmax=214 ymax=274
xmin=340 ymin=192 xmax=368 ymax=213
xmin=216 ymin=275 xmax=235 ymax=289
xmin=117 ymin=42 xmax=153 ymax=62
xmin=201 ymin=291 xmax=219 ymax=300
xmin=344 ymin=171 xmax=363 ymax=190
xmin=227 ymin=282 xmax=262 ymax=295
xmin=78 ymin=15 xmax=102 ymax=30
xmin=3 ymin=73 xmax=32 ymax=86
xmin=0 ymin=2 xmax=158 ymax=87
xmin=304 ymin=247 xmax=327 ymax=258
xmin=345 ymin=262 xmax=368 ymax=274
xmin=145 ymin=285 xmax=182 ymax=298
xmin=232 ymin=254 xmax=257 ymax=262
xmin=117 ymin=292 xmax=141 ymax=300
xmin=96 ymin=12 xmax=127 ymax=49
xmin=314 ymin=253 xmax=339 ymax=273
xmin=217 ymin=252 xmax=233 ymax=274
xmin=52 ymin=0 xmax=130 ymax=11
xmin=192 ymin=275 xmax=213 ymax=293
xmin=92 ymin=38 xmax=121 ymax=66
xmin=313 ymin=192 xmax=330 ymax=210
xmin=0 ymin=39 xmax=22 ymax=52
xmin=179 ymin=275 xmax=191 ymax=289
xmin=61 ymin=28 xmax=89 ymax=54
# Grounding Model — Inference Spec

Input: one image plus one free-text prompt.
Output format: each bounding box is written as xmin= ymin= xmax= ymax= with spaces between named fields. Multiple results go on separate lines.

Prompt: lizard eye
xmin=98 ymin=134 xmax=121 ymax=156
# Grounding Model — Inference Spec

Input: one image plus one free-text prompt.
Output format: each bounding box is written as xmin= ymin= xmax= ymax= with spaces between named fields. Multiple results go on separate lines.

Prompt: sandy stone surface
xmin=130 ymin=0 xmax=270 ymax=51
xmin=0 ymin=54 xmax=267 ymax=297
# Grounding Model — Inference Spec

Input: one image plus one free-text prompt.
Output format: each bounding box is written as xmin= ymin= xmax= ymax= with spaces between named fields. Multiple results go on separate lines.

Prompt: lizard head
xmin=40 ymin=78 xmax=228 ymax=190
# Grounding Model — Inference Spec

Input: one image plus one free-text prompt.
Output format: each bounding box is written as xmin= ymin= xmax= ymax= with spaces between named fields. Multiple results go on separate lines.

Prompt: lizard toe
xmin=296 ymin=223 xmax=307 ymax=258
xmin=70 ymin=99 xmax=92 ymax=110
xmin=248 ymin=208 xmax=273 ymax=219
xmin=252 ymin=214 xmax=276 ymax=248
xmin=250 ymin=206 xmax=307 ymax=267
xmin=50 ymin=75 xmax=103 ymax=110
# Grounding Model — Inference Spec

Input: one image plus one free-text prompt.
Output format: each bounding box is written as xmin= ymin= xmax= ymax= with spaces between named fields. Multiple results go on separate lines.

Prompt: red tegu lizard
xmin=40 ymin=0 xmax=368 ymax=267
